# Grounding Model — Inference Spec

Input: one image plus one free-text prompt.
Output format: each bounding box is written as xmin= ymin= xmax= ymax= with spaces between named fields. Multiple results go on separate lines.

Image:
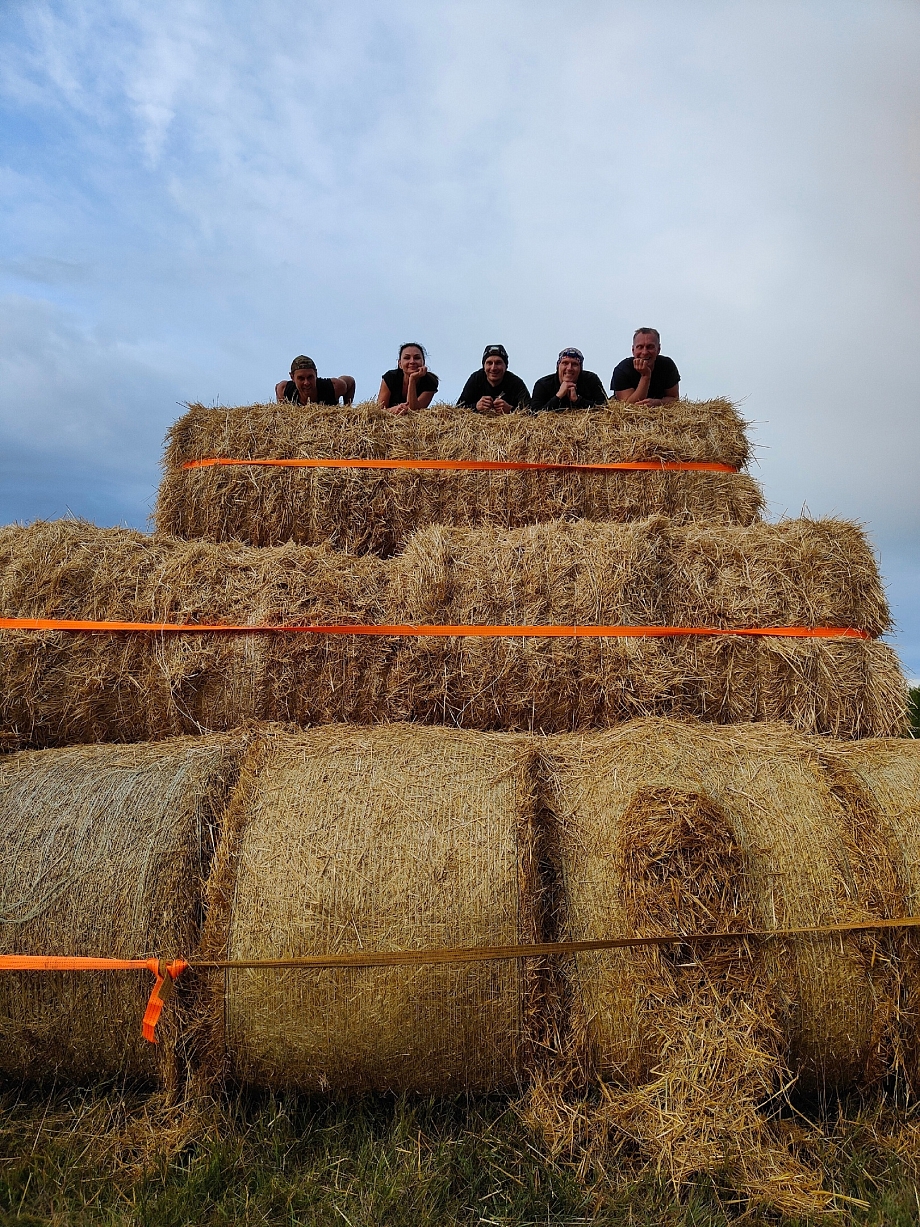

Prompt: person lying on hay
xmin=530 ymin=347 xmax=608 ymax=413
xmin=377 ymin=343 xmax=440 ymax=415
xmin=276 ymin=356 xmax=356 ymax=406
xmin=611 ymin=328 xmax=680 ymax=406
xmin=457 ymin=344 xmax=531 ymax=415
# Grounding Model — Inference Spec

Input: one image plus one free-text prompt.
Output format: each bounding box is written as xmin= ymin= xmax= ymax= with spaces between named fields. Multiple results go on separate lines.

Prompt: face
xmin=483 ymin=355 xmax=507 ymax=384
xmin=632 ymin=332 xmax=661 ymax=363
xmin=399 ymin=346 xmax=425 ymax=373
xmin=558 ymin=356 xmax=582 ymax=383
xmin=293 ymin=367 xmax=318 ymax=399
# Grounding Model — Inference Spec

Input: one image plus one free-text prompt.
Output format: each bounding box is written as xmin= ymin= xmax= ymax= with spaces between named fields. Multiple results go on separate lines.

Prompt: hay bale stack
xmin=0 ymin=518 xmax=904 ymax=748
xmin=198 ymin=724 xmax=538 ymax=1092
xmin=543 ymin=719 xmax=901 ymax=1090
xmin=0 ymin=735 xmax=243 ymax=1086
xmin=156 ymin=399 xmax=764 ymax=551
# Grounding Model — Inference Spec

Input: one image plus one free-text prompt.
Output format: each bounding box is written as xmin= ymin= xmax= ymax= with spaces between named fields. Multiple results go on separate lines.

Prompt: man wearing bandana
xmin=530 ymin=348 xmax=608 ymax=413
xmin=275 ymin=356 xmax=355 ymax=406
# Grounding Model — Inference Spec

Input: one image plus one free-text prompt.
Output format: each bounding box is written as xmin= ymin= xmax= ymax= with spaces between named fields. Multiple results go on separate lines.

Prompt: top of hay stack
xmin=163 ymin=398 xmax=754 ymax=469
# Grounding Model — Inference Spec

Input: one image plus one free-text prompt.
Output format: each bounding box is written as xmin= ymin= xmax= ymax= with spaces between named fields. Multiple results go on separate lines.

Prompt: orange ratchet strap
xmin=181 ymin=457 xmax=738 ymax=474
xmin=0 ymin=618 xmax=871 ymax=640
xmin=0 ymin=956 xmax=188 ymax=1043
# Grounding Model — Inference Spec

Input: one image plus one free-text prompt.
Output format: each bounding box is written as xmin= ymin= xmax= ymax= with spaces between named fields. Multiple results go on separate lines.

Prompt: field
xmin=3 ymin=1084 xmax=920 ymax=1226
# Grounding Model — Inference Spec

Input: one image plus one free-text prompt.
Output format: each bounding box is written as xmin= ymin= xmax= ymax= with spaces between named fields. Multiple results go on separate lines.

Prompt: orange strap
xmin=0 ymin=618 xmax=871 ymax=640
xmin=0 ymin=955 xmax=187 ymax=1043
xmin=181 ymin=457 xmax=739 ymax=474
xmin=4 ymin=915 xmax=918 ymax=1040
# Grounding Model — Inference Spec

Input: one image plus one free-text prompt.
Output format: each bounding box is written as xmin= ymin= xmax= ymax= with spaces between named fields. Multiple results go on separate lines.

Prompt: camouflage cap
xmin=290 ymin=355 xmax=317 ymax=373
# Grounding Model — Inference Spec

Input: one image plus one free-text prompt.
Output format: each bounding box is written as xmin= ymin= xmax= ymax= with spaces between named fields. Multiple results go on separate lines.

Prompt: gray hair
xmin=633 ymin=327 xmax=660 ymax=343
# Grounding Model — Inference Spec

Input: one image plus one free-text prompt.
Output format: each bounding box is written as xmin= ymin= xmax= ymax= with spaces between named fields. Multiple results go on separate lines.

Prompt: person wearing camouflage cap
xmin=275 ymin=355 xmax=355 ymax=406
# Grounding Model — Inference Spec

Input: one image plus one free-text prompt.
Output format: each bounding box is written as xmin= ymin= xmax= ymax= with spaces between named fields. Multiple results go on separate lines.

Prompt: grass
xmin=908 ymin=687 xmax=920 ymax=736
xmin=3 ymin=1085 xmax=920 ymax=1226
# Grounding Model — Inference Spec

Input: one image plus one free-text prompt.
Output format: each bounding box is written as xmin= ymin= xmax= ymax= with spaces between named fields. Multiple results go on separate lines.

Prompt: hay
xmin=0 ymin=734 xmax=244 ymax=1088
xmin=524 ymin=718 xmax=906 ymax=1212
xmin=197 ymin=724 xmax=539 ymax=1093
xmin=0 ymin=518 xmax=904 ymax=748
xmin=155 ymin=399 xmax=764 ymax=551
xmin=0 ymin=520 xmax=389 ymax=749
xmin=817 ymin=737 xmax=920 ymax=1087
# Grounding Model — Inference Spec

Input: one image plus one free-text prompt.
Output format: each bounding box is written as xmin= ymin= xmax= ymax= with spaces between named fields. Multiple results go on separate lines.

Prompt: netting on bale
xmin=0 ymin=735 xmax=243 ymax=1088
xmin=524 ymin=719 xmax=905 ymax=1214
xmin=0 ymin=518 xmax=905 ymax=748
xmin=156 ymin=399 xmax=764 ymax=551
xmin=197 ymin=724 xmax=539 ymax=1093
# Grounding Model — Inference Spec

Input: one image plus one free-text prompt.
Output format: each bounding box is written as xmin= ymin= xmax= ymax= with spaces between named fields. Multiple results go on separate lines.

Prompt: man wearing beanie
xmin=457 ymin=344 xmax=531 ymax=413
xmin=530 ymin=348 xmax=608 ymax=413
xmin=275 ymin=356 xmax=355 ymax=406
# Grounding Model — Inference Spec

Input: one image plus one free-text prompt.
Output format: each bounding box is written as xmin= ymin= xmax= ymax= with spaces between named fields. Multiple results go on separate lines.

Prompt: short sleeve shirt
xmin=611 ymin=355 xmax=680 ymax=398
xmin=382 ymin=368 xmax=439 ymax=406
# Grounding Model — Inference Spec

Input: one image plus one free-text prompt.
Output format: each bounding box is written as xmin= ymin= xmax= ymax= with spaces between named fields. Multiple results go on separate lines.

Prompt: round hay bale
xmin=156 ymin=399 xmax=764 ymax=552
xmin=0 ymin=736 xmax=243 ymax=1087
xmin=818 ymin=737 xmax=920 ymax=1085
xmin=543 ymin=719 xmax=902 ymax=1091
xmin=199 ymin=724 xmax=539 ymax=1093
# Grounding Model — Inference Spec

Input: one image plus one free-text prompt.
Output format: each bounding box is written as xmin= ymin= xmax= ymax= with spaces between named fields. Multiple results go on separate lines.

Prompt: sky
xmin=1 ymin=0 xmax=918 ymax=674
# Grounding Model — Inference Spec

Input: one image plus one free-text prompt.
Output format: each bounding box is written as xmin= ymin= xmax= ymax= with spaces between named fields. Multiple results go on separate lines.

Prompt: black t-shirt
xmin=610 ymin=355 xmax=680 ymax=398
xmin=283 ymin=378 xmax=339 ymax=406
xmin=382 ymin=368 xmax=439 ymax=407
xmin=530 ymin=370 xmax=608 ymax=413
xmin=457 ymin=369 xmax=531 ymax=411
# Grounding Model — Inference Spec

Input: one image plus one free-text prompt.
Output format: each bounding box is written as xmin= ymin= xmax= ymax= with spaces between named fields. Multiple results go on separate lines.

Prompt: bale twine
xmin=0 ymin=735 xmax=243 ymax=1087
xmin=524 ymin=718 xmax=904 ymax=1212
xmin=198 ymin=724 xmax=539 ymax=1093
xmin=0 ymin=518 xmax=905 ymax=749
xmin=155 ymin=399 xmax=764 ymax=551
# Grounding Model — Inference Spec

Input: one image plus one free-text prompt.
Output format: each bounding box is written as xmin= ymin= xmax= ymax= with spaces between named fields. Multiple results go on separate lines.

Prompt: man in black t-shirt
xmin=611 ymin=329 xmax=680 ymax=405
xmin=531 ymin=348 xmax=608 ymax=413
xmin=275 ymin=355 xmax=355 ymax=406
xmin=458 ymin=344 xmax=531 ymax=413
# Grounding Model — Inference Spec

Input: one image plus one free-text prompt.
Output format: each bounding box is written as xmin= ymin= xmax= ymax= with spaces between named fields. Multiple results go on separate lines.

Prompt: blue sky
xmin=1 ymin=0 xmax=918 ymax=675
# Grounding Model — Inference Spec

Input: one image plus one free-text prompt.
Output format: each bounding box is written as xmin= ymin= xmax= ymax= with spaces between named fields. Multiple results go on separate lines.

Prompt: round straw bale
xmin=155 ymin=399 xmax=764 ymax=552
xmin=817 ymin=738 xmax=920 ymax=1085
xmin=0 ymin=735 xmax=243 ymax=1087
xmin=543 ymin=718 xmax=903 ymax=1090
xmin=198 ymin=724 xmax=539 ymax=1093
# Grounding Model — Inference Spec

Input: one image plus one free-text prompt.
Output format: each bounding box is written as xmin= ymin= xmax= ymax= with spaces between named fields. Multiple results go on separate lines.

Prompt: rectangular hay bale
xmin=155 ymin=399 xmax=764 ymax=551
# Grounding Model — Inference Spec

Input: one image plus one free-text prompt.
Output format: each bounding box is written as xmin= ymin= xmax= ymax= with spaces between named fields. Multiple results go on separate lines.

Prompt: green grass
xmin=908 ymin=687 xmax=920 ymax=737
xmin=2 ymin=1085 xmax=920 ymax=1226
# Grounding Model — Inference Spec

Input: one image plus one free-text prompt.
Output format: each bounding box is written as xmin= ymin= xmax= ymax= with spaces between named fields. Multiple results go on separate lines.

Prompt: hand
xmin=492 ymin=395 xmax=512 ymax=414
xmin=476 ymin=396 xmax=494 ymax=413
xmin=633 ymin=357 xmax=654 ymax=378
xmin=388 ymin=403 xmax=410 ymax=415
xmin=557 ymin=380 xmax=578 ymax=402
xmin=635 ymin=398 xmax=664 ymax=407
xmin=406 ymin=365 xmax=428 ymax=381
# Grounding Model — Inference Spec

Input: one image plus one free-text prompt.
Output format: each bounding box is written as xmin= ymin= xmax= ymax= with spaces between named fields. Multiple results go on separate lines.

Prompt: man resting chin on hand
xmin=611 ymin=328 xmax=679 ymax=406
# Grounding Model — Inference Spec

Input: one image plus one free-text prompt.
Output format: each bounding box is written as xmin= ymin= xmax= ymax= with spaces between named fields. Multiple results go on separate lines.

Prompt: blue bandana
xmin=557 ymin=347 xmax=584 ymax=363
